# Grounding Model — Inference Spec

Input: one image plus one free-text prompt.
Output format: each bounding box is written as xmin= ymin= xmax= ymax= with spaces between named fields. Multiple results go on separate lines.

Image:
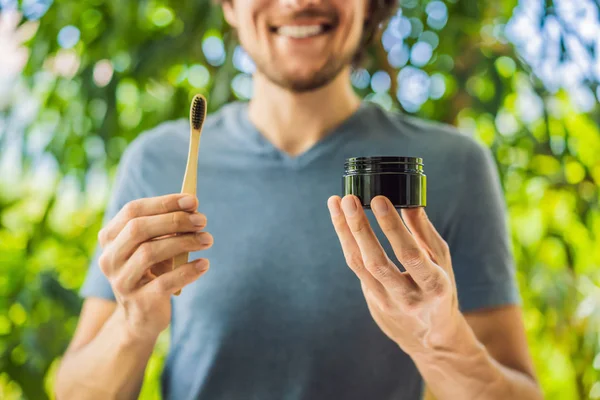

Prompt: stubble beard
xmin=250 ymin=46 xmax=357 ymax=93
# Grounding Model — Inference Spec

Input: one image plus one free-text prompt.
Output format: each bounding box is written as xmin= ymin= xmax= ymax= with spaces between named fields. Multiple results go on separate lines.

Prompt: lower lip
xmin=274 ymin=29 xmax=332 ymax=42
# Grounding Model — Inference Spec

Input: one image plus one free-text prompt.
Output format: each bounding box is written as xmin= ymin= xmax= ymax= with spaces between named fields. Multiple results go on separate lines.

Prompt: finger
xmin=401 ymin=207 xmax=451 ymax=267
xmin=117 ymin=232 xmax=213 ymax=291
xmin=328 ymin=196 xmax=386 ymax=295
xmin=110 ymin=211 xmax=207 ymax=264
xmin=370 ymin=196 xmax=445 ymax=293
xmin=138 ymin=237 xmax=176 ymax=279
xmin=340 ymin=195 xmax=410 ymax=291
xmin=401 ymin=207 xmax=455 ymax=287
xmin=138 ymin=269 xmax=158 ymax=286
xmin=144 ymin=258 xmax=210 ymax=294
xmin=98 ymin=194 xmax=198 ymax=247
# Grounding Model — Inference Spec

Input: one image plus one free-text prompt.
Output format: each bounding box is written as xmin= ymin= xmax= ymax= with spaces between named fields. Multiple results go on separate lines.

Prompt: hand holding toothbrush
xmin=96 ymin=194 xmax=213 ymax=339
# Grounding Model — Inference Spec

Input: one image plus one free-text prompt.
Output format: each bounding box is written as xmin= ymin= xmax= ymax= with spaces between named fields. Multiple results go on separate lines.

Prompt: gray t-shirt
xmin=81 ymin=101 xmax=520 ymax=400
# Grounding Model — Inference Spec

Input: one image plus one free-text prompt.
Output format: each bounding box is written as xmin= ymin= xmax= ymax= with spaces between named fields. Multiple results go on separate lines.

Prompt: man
xmin=56 ymin=0 xmax=543 ymax=399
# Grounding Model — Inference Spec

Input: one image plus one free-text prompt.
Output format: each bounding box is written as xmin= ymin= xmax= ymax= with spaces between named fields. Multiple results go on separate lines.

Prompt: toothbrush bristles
xmin=191 ymin=95 xmax=206 ymax=130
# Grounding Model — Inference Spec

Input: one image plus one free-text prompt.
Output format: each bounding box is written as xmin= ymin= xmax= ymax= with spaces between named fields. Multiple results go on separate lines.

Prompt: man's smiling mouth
xmin=269 ymin=23 xmax=335 ymax=39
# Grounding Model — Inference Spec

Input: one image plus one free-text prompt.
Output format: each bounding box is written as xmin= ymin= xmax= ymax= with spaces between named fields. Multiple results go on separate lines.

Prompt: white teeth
xmin=276 ymin=25 xmax=324 ymax=39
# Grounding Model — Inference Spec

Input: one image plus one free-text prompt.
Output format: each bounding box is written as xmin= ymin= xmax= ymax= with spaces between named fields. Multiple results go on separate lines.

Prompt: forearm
xmin=413 ymin=318 xmax=542 ymax=400
xmin=55 ymin=308 xmax=158 ymax=400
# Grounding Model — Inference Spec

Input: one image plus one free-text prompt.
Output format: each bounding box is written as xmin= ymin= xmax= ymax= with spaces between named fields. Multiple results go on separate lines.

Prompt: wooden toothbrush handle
xmin=173 ymin=252 xmax=190 ymax=269
xmin=173 ymin=131 xmax=200 ymax=296
xmin=172 ymin=252 xmax=189 ymax=296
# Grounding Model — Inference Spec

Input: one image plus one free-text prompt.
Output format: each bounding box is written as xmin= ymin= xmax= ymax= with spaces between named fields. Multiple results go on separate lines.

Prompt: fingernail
xmin=371 ymin=197 xmax=389 ymax=215
xmin=195 ymin=259 xmax=208 ymax=271
xmin=189 ymin=213 xmax=205 ymax=226
xmin=327 ymin=198 xmax=341 ymax=217
xmin=197 ymin=232 xmax=212 ymax=244
xmin=341 ymin=196 xmax=358 ymax=217
xmin=178 ymin=196 xmax=196 ymax=209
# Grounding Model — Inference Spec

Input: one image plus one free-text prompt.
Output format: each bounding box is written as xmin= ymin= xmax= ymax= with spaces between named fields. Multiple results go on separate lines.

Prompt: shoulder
xmin=361 ymin=104 xmax=500 ymax=229
xmin=365 ymin=103 xmax=492 ymax=170
xmin=121 ymin=102 xmax=235 ymax=164
xmin=125 ymin=119 xmax=187 ymax=159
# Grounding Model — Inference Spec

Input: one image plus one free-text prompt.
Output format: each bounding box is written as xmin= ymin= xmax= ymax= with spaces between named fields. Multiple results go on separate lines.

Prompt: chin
xmin=257 ymin=55 xmax=348 ymax=93
xmin=285 ymin=65 xmax=325 ymax=82
xmin=276 ymin=70 xmax=337 ymax=92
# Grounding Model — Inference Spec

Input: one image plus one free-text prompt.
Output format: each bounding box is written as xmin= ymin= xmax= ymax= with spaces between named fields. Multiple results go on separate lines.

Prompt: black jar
xmin=343 ymin=156 xmax=427 ymax=209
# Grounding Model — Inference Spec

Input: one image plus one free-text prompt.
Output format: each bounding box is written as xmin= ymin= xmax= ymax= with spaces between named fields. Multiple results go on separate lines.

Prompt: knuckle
xmin=137 ymin=243 xmax=154 ymax=265
xmin=331 ymin=217 xmax=345 ymax=229
xmin=371 ymin=264 xmax=392 ymax=280
xmin=402 ymin=292 xmax=422 ymax=313
xmin=98 ymin=251 xmax=110 ymax=275
xmin=125 ymin=219 xmax=142 ymax=239
xmin=160 ymin=197 xmax=170 ymax=213
xmin=154 ymin=278 xmax=170 ymax=293
xmin=112 ymin=276 xmax=127 ymax=294
xmin=426 ymin=276 xmax=446 ymax=297
xmin=170 ymin=212 xmax=180 ymax=228
xmin=98 ymin=228 xmax=107 ymax=246
xmin=364 ymin=257 xmax=392 ymax=279
xmin=379 ymin=297 xmax=394 ymax=314
xmin=345 ymin=252 xmax=363 ymax=269
xmin=380 ymin=218 xmax=400 ymax=233
xmin=351 ymin=221 xmax=367 ymax=234
xmin=123 ymin=200 xmax=140 ymax=220
xmin=403 ymin=247 xmax=425 ymax=269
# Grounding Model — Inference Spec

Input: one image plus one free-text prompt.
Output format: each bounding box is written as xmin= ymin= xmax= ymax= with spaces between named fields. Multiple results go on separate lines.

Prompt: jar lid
xmin=344 ymin=156 xmax=424 ymax=175
xmin=345 ymin=156 xmax=423 ymax=164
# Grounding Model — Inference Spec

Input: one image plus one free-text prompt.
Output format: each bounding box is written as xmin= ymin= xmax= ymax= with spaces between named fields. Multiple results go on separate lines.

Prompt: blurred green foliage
xmin=1 ymin=0 xmax=599 ymax=399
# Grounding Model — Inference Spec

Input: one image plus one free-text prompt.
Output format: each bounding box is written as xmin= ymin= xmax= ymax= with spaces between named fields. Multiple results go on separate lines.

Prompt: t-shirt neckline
xmin=234 ymin=101 xmax=370 ymax=168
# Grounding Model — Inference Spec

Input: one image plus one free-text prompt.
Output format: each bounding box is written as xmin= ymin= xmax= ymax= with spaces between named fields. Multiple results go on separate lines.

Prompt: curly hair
xmin=214 ymin=0 xmax=399 ymax=66
xmin=357 ymin=0 xmax=399 ymax=64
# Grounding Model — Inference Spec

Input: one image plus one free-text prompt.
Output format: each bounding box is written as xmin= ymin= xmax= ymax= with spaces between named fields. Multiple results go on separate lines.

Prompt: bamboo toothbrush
xmin=173 ymin=94 xmax=207 ymax=296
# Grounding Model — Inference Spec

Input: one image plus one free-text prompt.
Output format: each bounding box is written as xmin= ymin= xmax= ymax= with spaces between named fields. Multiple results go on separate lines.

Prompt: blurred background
xmin=1 ymin=0 xmax=599 ymax=399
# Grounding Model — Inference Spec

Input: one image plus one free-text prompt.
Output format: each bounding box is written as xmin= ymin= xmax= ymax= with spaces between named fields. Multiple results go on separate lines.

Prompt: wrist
xmin=410 ymin=316 xmax=504 ymax=397
xmin=111 ymin=306 xmax=161 ymax=347
xmin=410 ymin=314 xmax=482 ymax=363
